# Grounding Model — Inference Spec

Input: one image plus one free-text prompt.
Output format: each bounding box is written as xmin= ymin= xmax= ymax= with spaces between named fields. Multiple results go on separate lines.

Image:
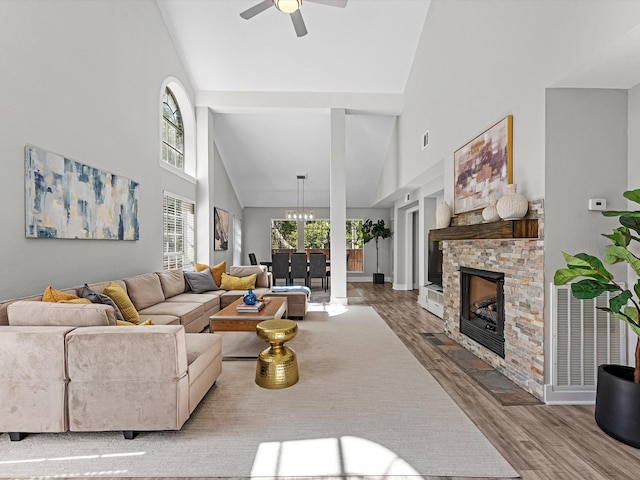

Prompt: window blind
xmin=163 ymin=193 xmax=195 ymax=270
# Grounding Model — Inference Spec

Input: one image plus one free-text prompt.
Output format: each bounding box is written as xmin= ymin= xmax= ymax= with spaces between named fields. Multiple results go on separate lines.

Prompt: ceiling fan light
xmin=274 ymin=0 xmax=301 ymax=14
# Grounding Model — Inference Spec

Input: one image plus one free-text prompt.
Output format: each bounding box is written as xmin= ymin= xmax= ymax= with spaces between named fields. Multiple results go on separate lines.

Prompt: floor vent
xmin=545 ymin=283 xmax=626 ymax=404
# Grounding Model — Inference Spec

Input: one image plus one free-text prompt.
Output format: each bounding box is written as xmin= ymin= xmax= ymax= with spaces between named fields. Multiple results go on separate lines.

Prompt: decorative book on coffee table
xmin=236 ymin=301 xmax=265 ymax=313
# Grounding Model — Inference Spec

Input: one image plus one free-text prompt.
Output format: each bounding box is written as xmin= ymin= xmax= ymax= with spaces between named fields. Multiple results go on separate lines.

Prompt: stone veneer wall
xmin=443 ymin=200 xmax=545 ymax=399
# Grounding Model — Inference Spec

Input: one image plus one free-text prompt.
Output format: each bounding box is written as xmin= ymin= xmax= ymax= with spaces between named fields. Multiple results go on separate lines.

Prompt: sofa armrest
xmin=66 ymin=325 xmax=190 ymax=432
xmin=0 ymin=326 xmax=74 ymax=433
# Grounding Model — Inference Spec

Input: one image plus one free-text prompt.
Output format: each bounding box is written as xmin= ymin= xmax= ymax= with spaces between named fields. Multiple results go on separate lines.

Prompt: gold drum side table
xmin=255 ymin=319 xmax=299 ymax=389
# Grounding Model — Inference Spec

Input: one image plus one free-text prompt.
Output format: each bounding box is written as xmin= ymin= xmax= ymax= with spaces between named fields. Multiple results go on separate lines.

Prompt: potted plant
xmin=554 ymin=188 xmax=640 ymax=448
xmin=361 ymin=219 xmax=392 ymax=284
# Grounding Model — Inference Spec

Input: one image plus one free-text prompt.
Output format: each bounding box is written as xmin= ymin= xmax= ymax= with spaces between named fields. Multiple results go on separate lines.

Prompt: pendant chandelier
xmin=286 ymin=174 xmax=314 ymax=220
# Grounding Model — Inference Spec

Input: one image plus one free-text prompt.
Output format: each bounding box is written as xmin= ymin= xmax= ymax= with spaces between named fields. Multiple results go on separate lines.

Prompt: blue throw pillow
xmin=184 ymin=269 xmax=219 ymax=294
xmin=81 ymin=284 xmax=125 ymax=321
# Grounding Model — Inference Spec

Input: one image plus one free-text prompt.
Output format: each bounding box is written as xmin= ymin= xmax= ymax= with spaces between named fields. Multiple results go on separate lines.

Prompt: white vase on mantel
xmin=496 ymin=183 xmax=528 ymax=220
xmin=482 ymin=200 xmax=501 ymax=223
xmin=435 ymin=202 xmax=452 ymax=228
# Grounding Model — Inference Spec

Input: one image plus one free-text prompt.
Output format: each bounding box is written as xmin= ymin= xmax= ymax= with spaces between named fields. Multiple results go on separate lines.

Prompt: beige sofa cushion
xmin=66 ymin=325 xmax=190 ymax=432
xmin=7 ymin=301 xmax=117 ymax=327
xmin=165 ymin=292 xmax=221 ymax=311
xmin=0 ymin=295 xmax=43 ymax=326
xmin=138 ymin=302 xmax=204 ymax=328
xmin=157 ymin=269 xmax=187 ymax=298
xmin=141 ymin=314 xmax=181 ymax=326
xmin=124 ymin=273 xmax=165 ymax=310
xmin=229 ymin=265 xmax=270 ymax=288
xmin=66 ymin=325 xmax=188 ymax=381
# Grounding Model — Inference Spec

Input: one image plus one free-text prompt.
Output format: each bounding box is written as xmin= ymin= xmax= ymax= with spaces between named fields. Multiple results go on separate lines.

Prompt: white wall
xmin=381 ymin=0 xmax=640 ymax=207
xmin=241 ymin=207 xmax=392 ymax=280
xmin=194 ymin=107 xmax=242 ymax=268
xmin=0 ymin=0 xmax=195 ymax=300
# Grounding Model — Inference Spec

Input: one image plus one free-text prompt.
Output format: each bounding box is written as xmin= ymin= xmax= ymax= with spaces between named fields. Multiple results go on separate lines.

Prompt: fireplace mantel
xmin=429 ymin=219 xmax=538 ymax=241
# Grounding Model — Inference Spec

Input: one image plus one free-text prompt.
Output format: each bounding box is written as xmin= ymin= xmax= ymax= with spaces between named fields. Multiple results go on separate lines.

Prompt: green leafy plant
xmin=361 ymin=219 xmax=392 ymax=273
xmin=554 ymin=188 xmax=640 ymax=383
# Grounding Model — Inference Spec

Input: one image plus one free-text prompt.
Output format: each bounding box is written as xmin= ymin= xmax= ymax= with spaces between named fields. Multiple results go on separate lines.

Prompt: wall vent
xmin=545 ymin=283 xmax=626 ymax=404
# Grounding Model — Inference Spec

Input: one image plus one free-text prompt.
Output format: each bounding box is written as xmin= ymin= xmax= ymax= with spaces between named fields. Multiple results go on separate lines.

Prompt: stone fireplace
xmin=432 ymin=200 xmax=545 ymax=399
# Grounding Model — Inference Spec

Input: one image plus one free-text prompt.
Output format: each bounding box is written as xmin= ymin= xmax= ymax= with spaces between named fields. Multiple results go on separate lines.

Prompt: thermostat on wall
xmin=588 ymin=198 xmax=607 ymax=211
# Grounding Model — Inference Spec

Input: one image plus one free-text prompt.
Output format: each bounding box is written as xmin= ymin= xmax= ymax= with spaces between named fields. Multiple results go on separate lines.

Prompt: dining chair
xmin=248 ymin=253 xmax=258 ymax=265
xmin=309 ymin=253 xmax=328 ymax=291
xmin=271 ymin=253 xmax=290 ymax=286
xmin=290 ymin=253 xmax=309 ymax=287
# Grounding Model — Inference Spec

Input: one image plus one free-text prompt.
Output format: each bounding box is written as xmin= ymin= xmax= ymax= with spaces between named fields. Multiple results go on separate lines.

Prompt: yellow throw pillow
xmin=58 ymin=298 xmax=92 ymax=304
xmin=103 ymin=282 xmax=140 ymax=324
xmin=219 ymin=272 xmax=257 ymax=291
xmin=195 ymin=261 xmax=226 ymax=287
xmin=42 ymin=286 xmax=82 ymax=303
xmin=117 ymin=319 xmax=154 ymax=326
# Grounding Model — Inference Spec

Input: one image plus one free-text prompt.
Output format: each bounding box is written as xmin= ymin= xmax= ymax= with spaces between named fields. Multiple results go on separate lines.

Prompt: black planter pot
xmin=595 ymin=364 xmax=640 ymax=448
xmin=373 ymin=273 xmax=385 ymax=284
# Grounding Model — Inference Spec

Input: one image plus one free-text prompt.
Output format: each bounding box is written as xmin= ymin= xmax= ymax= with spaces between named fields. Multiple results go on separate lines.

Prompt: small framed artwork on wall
xmin=214 ymin=207 xmax=229 ymax=251
xmin=453 ymin=115 xmax=513 ymax=215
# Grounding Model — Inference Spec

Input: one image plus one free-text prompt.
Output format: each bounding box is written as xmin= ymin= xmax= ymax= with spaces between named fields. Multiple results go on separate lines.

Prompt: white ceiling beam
xmin=196 ymin=91 xmax=404 ymax=116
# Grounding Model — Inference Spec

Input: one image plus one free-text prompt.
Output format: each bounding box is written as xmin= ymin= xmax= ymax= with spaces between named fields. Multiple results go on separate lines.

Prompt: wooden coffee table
xmin=209 ymin=297 xmax=288 ymax=333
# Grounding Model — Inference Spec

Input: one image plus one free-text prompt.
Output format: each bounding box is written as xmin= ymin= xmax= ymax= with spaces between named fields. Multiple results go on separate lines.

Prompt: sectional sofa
xmin=0 ymin=264 xmax=308 ymax=441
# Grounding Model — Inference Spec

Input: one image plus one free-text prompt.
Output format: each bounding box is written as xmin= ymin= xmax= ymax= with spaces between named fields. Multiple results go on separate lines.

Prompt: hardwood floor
xmin=348 ymin=282 xmax=640 ymax=480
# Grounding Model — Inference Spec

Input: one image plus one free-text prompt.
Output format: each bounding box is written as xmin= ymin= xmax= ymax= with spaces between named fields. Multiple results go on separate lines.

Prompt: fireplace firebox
xmin=459 ymin=267 xmax=505 ymax=358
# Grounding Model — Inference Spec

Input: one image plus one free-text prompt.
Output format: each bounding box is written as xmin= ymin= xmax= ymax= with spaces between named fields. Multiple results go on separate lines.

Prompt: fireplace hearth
xmin=460 ymin=267 xmax=505 ymax=358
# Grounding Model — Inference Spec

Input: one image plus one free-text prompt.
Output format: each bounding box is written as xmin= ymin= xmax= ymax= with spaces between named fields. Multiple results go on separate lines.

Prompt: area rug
xmin=422 ymin=332 xmax=543 ymax=406
xmin=0 ymin=306 xmax=518 ymax=479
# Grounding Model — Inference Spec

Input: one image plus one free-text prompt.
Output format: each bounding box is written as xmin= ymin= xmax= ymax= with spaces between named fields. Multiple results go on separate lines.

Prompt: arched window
xmin=162 ymin=87 xmax=185 ymax=170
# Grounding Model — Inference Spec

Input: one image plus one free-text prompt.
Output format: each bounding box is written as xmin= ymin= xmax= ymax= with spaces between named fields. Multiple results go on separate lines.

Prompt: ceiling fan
xmin=240 ymin=0 xmax=348 ymax=37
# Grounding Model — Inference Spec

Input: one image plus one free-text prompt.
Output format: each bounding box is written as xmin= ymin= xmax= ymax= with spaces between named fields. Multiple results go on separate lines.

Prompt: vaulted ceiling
xmin=157 ymin=0 xmax=431 ymax=208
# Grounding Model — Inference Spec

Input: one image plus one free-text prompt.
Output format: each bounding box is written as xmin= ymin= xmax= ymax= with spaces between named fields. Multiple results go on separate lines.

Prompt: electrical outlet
xmin=588 ymin=198 xmax=607 ymax=211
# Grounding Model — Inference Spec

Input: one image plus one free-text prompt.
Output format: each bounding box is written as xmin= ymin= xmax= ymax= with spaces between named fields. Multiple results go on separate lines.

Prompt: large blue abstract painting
xmin=25 ymin=145 xmax=140 ymax=240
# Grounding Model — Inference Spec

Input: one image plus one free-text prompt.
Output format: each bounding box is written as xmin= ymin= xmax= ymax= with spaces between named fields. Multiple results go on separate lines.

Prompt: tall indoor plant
xmin=361 ymin=219 xmax=392 ymax=284
xmin=554 ymin=188 xmax=640 ymax=447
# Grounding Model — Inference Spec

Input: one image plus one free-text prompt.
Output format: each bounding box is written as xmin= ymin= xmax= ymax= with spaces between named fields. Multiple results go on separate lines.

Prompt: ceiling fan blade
xmin=305 ymin=0 xmax=348 ymax=7
xmin=290 ymin=10 xmax=308 ymax=37
xmin=240 ymin=0 xmax=274 ymax=20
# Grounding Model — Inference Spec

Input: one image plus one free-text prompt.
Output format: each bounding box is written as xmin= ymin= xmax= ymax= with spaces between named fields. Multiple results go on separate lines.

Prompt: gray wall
xmin=545 ymin=88 xmax=630 ymax=374
xmin=0 ymin=1 xmax=195 ymax=300
xmin=212 ymin=141 xmax=242 ymax=267
xmin=242 ymin=207 xmax=392 ymax=280
xmin=627 ymin=83 xmax=640 ymax=361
